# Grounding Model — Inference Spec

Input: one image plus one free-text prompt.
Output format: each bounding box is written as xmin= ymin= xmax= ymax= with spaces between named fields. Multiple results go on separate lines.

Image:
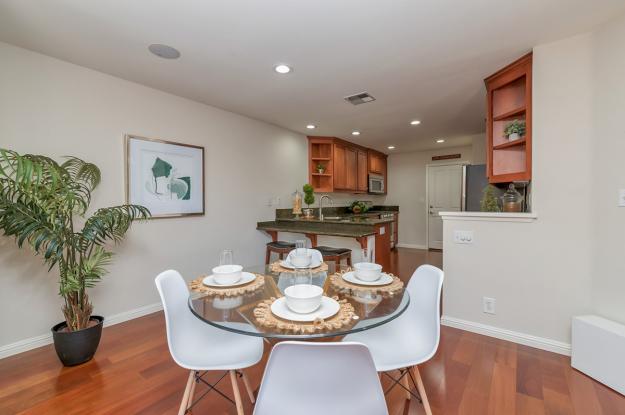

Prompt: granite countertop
xmin=256 ymin=205 xmax=398 ymax=238
xmin=257 ymin=220 xmax=376 ymax=238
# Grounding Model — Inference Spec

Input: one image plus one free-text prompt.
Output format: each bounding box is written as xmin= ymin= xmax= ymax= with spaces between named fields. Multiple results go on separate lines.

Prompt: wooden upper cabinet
xmin=357 ymin=150 xmax=368 ymax=192
xmin=344 ymin=147 xmax=358 ymax=190
xmin=485 ymin=52 xmax=532 ymax=183
xmin=368 ymin=152 xmax=386 ymax=175
xmin=333 ymin=144 xmax=347 ymax=190
xmin=307 ymin=136 xmax=386 ymax=194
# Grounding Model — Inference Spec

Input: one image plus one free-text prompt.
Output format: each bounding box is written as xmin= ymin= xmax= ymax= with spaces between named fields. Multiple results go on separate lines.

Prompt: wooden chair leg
xmin=265 ymin=248 xmax=271 ymax=265
xmin=401 ymin=370 xmax=411 ymax=400
xmin=346 ymin=254 xmax=352 ymax=267
xmin=411 ymin=366 xmax=433 ymax=415
xmin=178 ymin=371 xmax=195 ymax=415
xmin=186 ymin=371 xmax=197 ymax=410
xmin=240 ymin=371 xmax=256 ymax=403
xmin=229 ymin=370 xmax=245 ymax=415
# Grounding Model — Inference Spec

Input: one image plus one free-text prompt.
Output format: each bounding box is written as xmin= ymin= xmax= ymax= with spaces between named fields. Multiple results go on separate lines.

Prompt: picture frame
xmin=125 ymin=134 xmax=205 ymax=218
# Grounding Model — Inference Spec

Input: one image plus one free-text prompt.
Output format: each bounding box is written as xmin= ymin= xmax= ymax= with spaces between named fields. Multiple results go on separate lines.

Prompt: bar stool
xmin=265 ymin=241 xmax=296 ymax=264
xmin=316 ymin=246 xmax=352 ymax=269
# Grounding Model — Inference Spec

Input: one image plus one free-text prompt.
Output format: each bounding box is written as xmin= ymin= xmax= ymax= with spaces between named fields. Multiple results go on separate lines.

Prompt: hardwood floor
xmin=1 ymin=248 xmax=623 ymax=415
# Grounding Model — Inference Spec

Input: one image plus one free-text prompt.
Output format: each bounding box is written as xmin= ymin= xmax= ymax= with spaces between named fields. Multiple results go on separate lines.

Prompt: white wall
xmin=590 ymin=14 xmax=625 ymax=325
xmin=471 ymin=133 xmax=487 ymax=165
xmin=443 ymin=13 xmax=625 ymax=350
xmin=0 ymin=42 xmax=308 ymax=349
xmin=386 ymin=146 xmax=473 ymax=248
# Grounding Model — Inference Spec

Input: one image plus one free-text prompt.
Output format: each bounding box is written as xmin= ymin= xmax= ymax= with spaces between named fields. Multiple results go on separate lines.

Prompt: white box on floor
xmin=572 ymin=315 xmax=625 ymax=395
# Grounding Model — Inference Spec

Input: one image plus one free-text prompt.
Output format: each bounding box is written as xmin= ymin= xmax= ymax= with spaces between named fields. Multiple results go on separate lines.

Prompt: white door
xmin=427 ymin=164 xmax=463 ymax=249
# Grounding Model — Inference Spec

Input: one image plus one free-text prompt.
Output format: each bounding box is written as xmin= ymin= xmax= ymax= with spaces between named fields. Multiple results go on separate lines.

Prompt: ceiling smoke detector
xmin=344 ymin=92 xmax=376 ymax=106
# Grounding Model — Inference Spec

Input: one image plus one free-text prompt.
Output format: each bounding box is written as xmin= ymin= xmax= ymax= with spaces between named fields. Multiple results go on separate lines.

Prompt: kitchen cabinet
xmin=308 ymin=136 xmax=386 ymax=194
xmin=345 ymin=147 xmax=358 ymax=190
xmin=357 ymin=150 xmax=368 ymax=192
xmin=333 ymin=144 xmax=347 ymax=190
xmin=368 ymin=151 xmax=386 ymax=175
xmin=485 ymin=52 xmax=532 ymax=183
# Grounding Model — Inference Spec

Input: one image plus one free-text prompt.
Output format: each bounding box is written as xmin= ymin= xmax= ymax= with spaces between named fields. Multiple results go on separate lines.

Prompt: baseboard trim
xmin=442 ymin=316 xmax=571 ymax=356
xmin=0 ymin=302 xmax=163 ymax=360
xmin=395 ymin=243 xmax=427 ymax=250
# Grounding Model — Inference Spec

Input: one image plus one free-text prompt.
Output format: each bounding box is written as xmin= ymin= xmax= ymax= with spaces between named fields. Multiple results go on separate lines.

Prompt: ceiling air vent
xmin=344 ymin=92 xmax=376 ymax=106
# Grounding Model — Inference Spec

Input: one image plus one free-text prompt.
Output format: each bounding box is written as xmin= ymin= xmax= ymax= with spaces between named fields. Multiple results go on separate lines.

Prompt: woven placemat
xmin=253 ymin=296 xmax=357 ymax=334
xmin=329 ymin=269 xmax=404 ymax=295
xmin=269 ymin=261 xmax=328 ymax=274
xmin=189 ymin=274 xmax=265 ymax=297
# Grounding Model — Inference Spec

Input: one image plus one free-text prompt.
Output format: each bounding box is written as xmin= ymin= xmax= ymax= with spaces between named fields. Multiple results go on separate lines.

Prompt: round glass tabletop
xmin=188 ymin=263 xmax=410 ymax=340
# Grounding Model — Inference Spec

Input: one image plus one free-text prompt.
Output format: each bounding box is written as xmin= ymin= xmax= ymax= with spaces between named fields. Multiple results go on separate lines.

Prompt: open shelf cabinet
xmin=485 ymin=53 xmax=532 ymax=183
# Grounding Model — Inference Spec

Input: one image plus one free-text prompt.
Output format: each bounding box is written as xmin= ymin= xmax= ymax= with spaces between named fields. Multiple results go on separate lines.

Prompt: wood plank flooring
xmin=1 ymin=248 xmax=623 ymax=415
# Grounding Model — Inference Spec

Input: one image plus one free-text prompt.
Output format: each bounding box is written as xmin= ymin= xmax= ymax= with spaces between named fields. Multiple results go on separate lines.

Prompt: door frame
xmin=425 ymin=162 xmax=469 ymax=250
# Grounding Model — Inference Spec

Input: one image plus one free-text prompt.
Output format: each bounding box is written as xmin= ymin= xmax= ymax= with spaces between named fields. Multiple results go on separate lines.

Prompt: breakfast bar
xmin=256 ymin=207 xmax=398 ymax=270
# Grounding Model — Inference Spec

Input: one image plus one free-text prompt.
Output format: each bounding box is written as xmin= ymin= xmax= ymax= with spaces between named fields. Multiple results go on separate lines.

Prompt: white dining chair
xmin=343 ymin=264 xmax=444 ymax=415
xmin=155 ymin=270 xmax=264 ymax=415
xmin=253 ymin=341 xmax=389 ymax=415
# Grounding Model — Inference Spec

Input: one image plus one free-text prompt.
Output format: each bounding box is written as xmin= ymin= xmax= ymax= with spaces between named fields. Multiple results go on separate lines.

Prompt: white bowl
xmin=353 ymin=262 xmax=383 ymax=282
xmin=284 ymin=284 xmax=323 ymax=314
xmin=290 ymin=253 xmax=311 ymax=268
xmin=211 ymin=264 xmax=243 ymax=285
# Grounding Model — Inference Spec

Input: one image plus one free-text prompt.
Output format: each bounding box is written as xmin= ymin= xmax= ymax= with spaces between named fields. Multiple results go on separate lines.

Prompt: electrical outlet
xmin=483 ymin=297 xmax=496 ymax=314
xmin=454 ymin=230 xmax=474 ymax=244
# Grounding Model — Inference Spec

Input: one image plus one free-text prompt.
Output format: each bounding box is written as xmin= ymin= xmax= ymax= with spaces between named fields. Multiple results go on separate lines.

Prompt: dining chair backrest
xmin=253 ymin=341 xmax=388 ymax=415
xmin=154 ymin=269 xmax=205 ymax=368
xmin=405 ymin=264 xmax=444 ymax=362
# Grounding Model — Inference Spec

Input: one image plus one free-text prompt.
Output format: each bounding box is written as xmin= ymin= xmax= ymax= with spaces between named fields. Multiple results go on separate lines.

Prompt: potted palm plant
xmin=0 ymin=149 xmax=150 ymax=366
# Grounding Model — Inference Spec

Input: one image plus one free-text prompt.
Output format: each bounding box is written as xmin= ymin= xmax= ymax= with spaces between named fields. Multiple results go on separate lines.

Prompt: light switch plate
xmin=453 ymin=230 xmax=474 ymax=244
xmin=619 ymin=189 xmax=625 ymax=207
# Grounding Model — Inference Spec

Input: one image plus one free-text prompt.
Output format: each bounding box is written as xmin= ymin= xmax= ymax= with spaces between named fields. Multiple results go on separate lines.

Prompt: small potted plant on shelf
xmin=480 ymin=185 xmax=501 ymax=212
xmin=0 ymin=149 xmax=150 ymax=366
xmin=316 ymin=163 xmax=325 ymax=174
xmin=302 ymin=183 xmax=315 ymax=219
xmin=503 ymin=119 xmax=526 ymax=141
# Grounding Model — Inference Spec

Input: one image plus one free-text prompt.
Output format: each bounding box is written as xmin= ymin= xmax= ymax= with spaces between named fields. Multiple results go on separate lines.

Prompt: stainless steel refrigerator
xmin=462 ymin=164 xmax=503 ymax=211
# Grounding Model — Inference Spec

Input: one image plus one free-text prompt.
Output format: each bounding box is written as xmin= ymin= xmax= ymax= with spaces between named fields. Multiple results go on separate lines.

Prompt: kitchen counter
xmin=257 ymin=206 xmax=399 ymax=270
xmin=256 ymin=220 xmax=377 ymax=239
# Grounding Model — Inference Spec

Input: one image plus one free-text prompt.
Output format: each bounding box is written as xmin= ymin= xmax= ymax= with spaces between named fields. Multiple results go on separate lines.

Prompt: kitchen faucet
xmin=319 ymin=195 xmax=333 ymax=221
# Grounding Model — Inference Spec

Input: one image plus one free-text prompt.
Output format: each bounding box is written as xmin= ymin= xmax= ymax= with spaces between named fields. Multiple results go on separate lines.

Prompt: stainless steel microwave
xmin=368 ymin=174 xmax=385 ymax=194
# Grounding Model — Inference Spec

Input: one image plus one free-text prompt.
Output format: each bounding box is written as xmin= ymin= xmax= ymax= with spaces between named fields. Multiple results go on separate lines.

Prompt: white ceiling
xmin=1 ymin=1 xmax=623 ymax=153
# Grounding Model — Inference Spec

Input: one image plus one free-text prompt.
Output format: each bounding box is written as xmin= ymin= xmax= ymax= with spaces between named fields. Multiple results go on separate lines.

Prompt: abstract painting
xmin=125 ymin=135 xmax=204 ymax=217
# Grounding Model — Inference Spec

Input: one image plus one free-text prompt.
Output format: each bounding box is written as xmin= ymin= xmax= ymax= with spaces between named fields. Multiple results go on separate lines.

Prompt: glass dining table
xmin=188 ymin=263 xmax=410 ymax=340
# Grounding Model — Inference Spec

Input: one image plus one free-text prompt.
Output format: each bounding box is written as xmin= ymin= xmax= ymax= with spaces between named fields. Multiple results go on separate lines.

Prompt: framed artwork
xmin=125 ymin=134 xmax=204 ymax=218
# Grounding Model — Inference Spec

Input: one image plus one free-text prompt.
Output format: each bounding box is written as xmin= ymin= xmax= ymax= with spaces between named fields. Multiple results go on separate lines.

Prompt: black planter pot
xmin=51 ymin=315 xmax=104 ymax=366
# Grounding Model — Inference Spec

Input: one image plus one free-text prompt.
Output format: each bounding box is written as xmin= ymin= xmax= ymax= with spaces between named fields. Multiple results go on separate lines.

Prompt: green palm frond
xmin=62 ymin=156 xmax=101 ymax=191
xmin=81 ymin=205 xmax=150 ymax=245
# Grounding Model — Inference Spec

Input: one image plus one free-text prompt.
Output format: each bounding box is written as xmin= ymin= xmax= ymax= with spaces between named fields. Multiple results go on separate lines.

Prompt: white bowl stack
xmin=353 ymin=262 xmax=383 ymax=282
xmin=211 ymin=264 xmax=243 ymax=285
xmin=284 ymin=284 xmax=323 ymax=313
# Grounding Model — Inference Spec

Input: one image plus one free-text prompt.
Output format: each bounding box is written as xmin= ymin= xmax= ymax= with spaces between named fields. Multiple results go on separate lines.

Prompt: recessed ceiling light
xmin=387 ymin=146 xmax=396 ymax=150
xmin=306 ymin=124 xmax=316 ymax=129
xmin=351 ymin=131 xmax=361 ymax=136
xmin=274 ymin=64 xmax=291 ymax=74
xmin=410 ymin=120 xmax=421 ymax=125
xmin=436 ymin=139 xmax=445 ymax=143
xmin=148 ymin=44 xmax=181 ymax=59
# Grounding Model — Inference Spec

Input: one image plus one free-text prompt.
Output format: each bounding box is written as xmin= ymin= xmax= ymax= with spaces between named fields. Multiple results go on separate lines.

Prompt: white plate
xmin=271 ymin=296 xmax=340 ymax=322
xmin=280 ymin=259 xmax=323 ymax=269
xmin=203 ymin=272 xmax=256 ymax=288
xmin=341 ymin=271 xmax=394 ymax=286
